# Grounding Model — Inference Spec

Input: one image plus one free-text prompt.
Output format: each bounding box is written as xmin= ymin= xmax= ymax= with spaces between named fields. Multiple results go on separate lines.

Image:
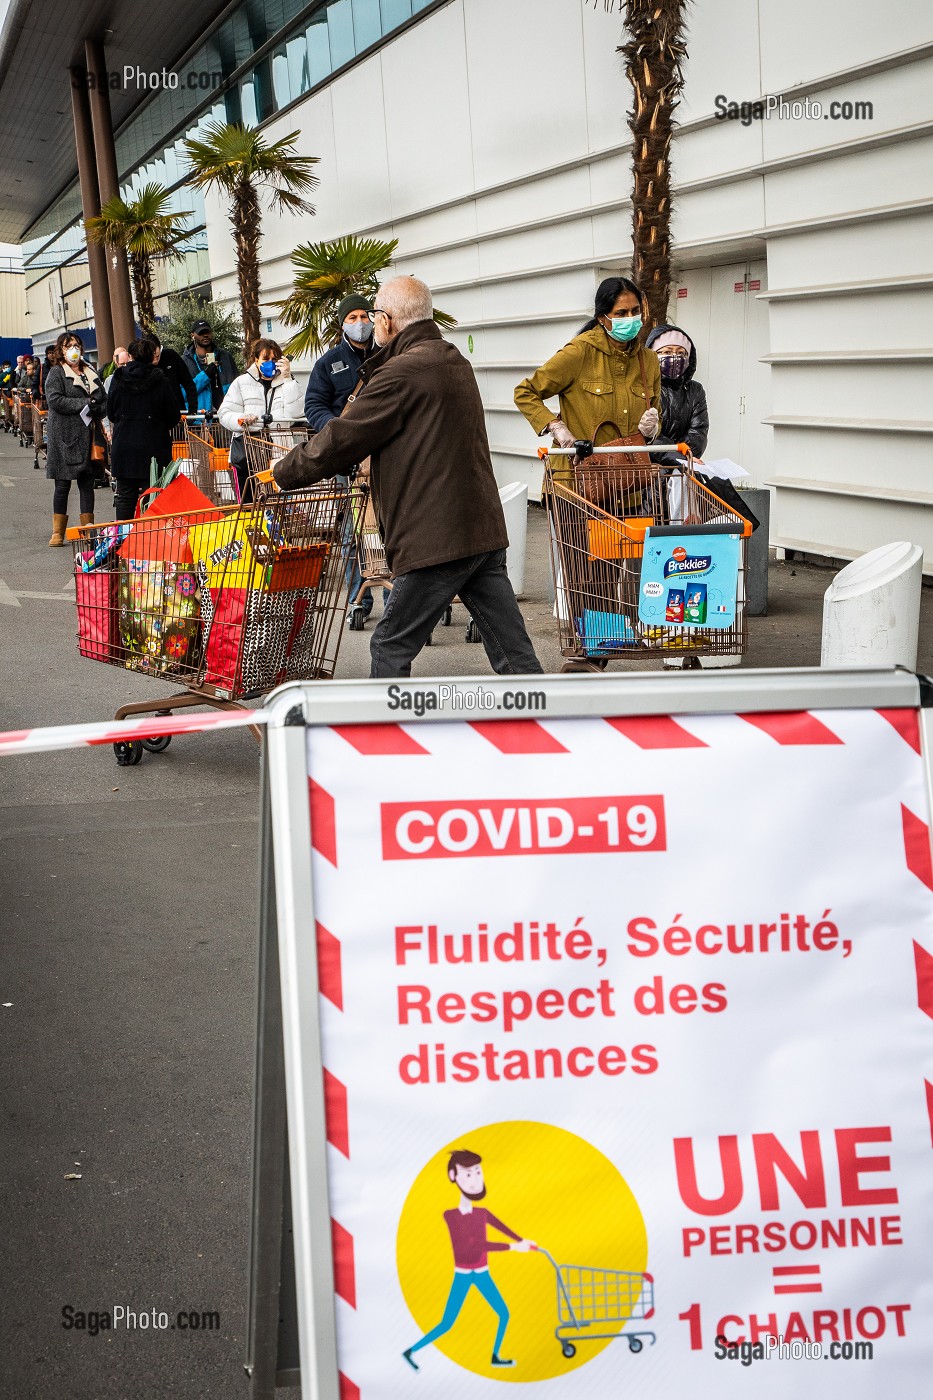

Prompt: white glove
xmin=638 ymin=407 xmax=659 ymax=439
xmin=547 ymin=419 xmax=575 ymax=449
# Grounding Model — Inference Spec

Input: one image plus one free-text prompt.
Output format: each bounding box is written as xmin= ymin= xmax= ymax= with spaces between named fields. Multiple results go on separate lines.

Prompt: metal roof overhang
xmin=0 ymin=0 xmax=235 ymax=243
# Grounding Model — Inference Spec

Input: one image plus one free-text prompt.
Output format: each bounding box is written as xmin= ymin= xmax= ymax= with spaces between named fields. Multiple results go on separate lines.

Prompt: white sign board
xmin=266 ymin=674 xmax=933 ymax=1400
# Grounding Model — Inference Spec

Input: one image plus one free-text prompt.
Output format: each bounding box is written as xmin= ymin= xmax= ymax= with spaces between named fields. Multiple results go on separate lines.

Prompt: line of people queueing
xmin=31 ymin=280 xmax=712 ymax=568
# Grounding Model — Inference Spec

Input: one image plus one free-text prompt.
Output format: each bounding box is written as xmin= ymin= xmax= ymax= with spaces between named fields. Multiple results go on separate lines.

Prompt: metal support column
xmin=69 ymin=70 xmax=114 ymax=362
xmin=84 ymin=38 xmax=136 ymax=349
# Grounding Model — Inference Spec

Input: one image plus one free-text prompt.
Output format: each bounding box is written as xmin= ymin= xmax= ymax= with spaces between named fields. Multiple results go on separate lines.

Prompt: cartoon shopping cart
xmin=533 ymin=1247 xmax=655 ymax=1357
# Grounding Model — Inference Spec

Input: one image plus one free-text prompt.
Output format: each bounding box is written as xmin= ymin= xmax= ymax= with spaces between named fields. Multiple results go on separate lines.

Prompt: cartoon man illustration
xmin=403 ymin=1149 xmax=534 ymax=1372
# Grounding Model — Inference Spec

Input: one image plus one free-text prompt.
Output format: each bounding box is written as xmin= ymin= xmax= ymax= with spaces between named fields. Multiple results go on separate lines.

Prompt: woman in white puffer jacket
xmin=218 ymin=337 xmax=305 ymax=499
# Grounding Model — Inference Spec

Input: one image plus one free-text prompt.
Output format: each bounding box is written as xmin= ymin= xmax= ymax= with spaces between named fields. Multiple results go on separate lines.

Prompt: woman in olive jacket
xmin=514 ymin=276 xmax=661 ymax=486
xmin=106 ymin=338 xmax=181 ymax=521
xmin=44 ymin=332 xmax=106 ymax=545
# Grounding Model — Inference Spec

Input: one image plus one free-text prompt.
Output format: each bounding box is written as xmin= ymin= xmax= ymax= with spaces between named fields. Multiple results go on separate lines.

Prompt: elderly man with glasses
xmin=274 ymin=275 xmax=542 ymax=679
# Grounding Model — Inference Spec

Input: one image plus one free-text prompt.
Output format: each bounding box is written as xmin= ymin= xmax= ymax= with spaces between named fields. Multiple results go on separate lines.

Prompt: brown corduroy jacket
xmin=274 ymin=320 xmax=508 ymax=575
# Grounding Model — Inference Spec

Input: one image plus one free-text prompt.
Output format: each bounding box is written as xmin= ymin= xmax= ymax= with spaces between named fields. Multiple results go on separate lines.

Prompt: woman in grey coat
xmin=45 ymin=332 xmax=106 ymax=546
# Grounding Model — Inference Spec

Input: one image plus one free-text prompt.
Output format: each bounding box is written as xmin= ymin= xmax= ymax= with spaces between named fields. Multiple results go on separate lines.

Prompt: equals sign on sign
xmin=773 ymin=1264 xmax=822 ymax=1294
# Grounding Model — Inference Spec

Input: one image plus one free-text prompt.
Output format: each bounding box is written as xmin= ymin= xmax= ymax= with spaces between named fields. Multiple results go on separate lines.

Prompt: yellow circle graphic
xmin=396 ymin=1120 xmax=648 ymax=1382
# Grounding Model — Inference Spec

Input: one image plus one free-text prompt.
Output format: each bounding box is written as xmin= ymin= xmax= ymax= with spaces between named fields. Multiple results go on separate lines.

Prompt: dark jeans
xmin=114 ymin=480 xmax=146 ymax=522
xmin=53 ymin=471 xmax=94 ymax=515
xmin=369 ymin=549 xmax=543 ymax=679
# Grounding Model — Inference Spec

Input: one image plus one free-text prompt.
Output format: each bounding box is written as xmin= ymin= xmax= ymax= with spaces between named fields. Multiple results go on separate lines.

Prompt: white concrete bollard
xmin=498 ymin=481 xmax=528 ymax=598
xmin=821 ymin=541 xmax=923 ymax=670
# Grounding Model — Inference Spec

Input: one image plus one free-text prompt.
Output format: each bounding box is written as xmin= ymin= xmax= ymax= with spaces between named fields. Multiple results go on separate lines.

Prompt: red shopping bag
xmin=76 ymin=569 xmax=118 ymax=661
xmin=118 ymin=474 xmax=223 ymax=564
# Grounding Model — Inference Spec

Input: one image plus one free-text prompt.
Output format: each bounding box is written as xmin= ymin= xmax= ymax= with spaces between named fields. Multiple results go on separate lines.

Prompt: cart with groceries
xmin=542 ymin=441 xmax=753 ymax=672
xmin=67 ymin=467 xmax=365 ymax=766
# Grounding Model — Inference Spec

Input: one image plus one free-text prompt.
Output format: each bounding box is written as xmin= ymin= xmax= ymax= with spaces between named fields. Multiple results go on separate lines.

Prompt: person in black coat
xmin=106 ymin=338 xmax=181 ymax=521
xmin=144 ymin=330 xmax=198 ymax=414
xmin=303 ymin=293 xmax=385 ymax=621
xmin=644 ymin=324 xmax=709 ymax=464
xmin=182 ymin=319 xmax=238 ymax=411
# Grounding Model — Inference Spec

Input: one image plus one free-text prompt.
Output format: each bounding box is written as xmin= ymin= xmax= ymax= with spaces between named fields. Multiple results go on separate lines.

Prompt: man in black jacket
xmin=182 ymin=319 xmax=238 ymax=411
xmin=144 ymin=331 xmax=198 ymax=414
xmin=274 ymin=277 xmax=541 ymax=679
xmin=304 ymin=294 xmax=384 ymax=622
xmin=644 ymin=325 xmax=709 ymax=464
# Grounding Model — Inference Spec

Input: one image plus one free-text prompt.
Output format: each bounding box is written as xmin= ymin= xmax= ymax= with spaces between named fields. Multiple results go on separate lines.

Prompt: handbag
xmin=574 ymin=351 xmax=656 ymax=508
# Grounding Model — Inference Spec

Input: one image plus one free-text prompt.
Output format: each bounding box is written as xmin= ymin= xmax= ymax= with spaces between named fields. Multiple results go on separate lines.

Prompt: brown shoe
xmin=79 ymin=512 xmax=95 ymax=526
xmin=48 ymin=513 xmax=68 ymax=547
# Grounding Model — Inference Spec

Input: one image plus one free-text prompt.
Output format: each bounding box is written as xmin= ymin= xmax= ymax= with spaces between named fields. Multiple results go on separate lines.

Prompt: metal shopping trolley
xmin=543 ymin=442 xmax=753 ymax=673
xmin=241 ymin=423 xmax=314 ymax=503
xmin=14 ymin=389 xmax=34 ymax=447
xmin=183 ymin=420 xmax=241 ymax=505
xmin=66 ymin=479 xmax=363 ymax=766
xmin=534 ymin=1246 xmax=655 ymax=1357
xmin=33 ymin=404 xmax=48 ymax=470
xmin=0 ymin=389 xmax=14 ymax=433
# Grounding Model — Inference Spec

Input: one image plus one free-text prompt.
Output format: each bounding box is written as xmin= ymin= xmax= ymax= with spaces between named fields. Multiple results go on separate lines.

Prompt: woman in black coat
xmin=45 ymin=332 xmax=107 ymax=545
xmin=106 ymin=338 xmax=181 ymax=521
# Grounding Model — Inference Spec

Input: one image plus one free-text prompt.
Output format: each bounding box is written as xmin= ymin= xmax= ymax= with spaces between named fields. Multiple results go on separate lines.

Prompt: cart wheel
xmin=628 ymin=1338 xmax=643 ymax=1354
xmin=561 ymin=1343 xmax=576 ymax=1359
xmin=348 ymin=606 xmax=367 ymax=632
xmin=442 ymin=606 xmax=453 ymax=626
xmin=560 ymin=659 xmax=607 ymax=674
xmin=465 ymin=620 xmax=481 ymax=643
xmin=114 ymin=740 xmax=144 ymax=766
xmin=19 ymin=432 xmax=27 ymax=447
xmin=142 ymin=735 xmax=171 ymax=753
xmin=425 ymin=631 xmax=433 ymax=645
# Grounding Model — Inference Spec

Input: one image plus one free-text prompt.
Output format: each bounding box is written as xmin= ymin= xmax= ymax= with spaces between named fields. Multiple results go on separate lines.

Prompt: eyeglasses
xmin=367 ymin=308 xmax=390 ymax=322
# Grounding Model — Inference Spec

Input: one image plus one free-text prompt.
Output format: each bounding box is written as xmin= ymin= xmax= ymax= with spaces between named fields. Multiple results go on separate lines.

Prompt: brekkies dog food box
xmin=684 ymin=583 xmax=708 ymax=625
xmin=665 ymin=588 xmax=685 ymax=623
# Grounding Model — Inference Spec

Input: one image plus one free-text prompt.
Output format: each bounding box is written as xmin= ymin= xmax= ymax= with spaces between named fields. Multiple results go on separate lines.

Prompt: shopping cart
xmin=533 ymin=1246 xmax=655 ymax=1357
xmin=542 ymin=443 xmax=753 ymax=672
xmin=66 ymin=479 xmax=362 ymax=766
xmin=242 ymin=423 xmax=314 ymax=503
xmin=183 ymin=421 xmax=241 ymax=505
xmin=15 ymin=389 xmax=34 ymax=447
xmin=33 ymin=405 xmax=48 ymax=470
xmin=0 ymin=390 xmax=14 ymax=433
xmin=347 ymin=489 xmax=393 ymax=631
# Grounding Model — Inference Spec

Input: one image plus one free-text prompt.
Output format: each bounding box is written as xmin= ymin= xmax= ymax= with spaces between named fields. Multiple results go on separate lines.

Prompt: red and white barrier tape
xmin=0 ymin=708 xmax=268 ymax=757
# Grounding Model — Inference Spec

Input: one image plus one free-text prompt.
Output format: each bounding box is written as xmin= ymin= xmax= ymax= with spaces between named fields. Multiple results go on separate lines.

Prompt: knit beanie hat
xmin=336 ymin=294 xmax=373 ymax=325
xmin=651 ymin=329 xmax=692 ymax=354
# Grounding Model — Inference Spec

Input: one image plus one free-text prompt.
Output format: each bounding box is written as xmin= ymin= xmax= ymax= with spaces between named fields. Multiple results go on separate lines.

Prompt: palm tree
xmin=591 ymin=0 xmax=689 ymax=330
xmin=84 ymin=184 xmax=193 ymax=333
xmin=276 ymin=235 xmax=458 ymax=360
xmin=183 ymin=122 xmax=320 ymax=360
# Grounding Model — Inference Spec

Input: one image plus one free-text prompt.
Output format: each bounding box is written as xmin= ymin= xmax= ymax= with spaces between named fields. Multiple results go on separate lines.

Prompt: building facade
xmin=18 ymin=0 xmax=933 ymax=564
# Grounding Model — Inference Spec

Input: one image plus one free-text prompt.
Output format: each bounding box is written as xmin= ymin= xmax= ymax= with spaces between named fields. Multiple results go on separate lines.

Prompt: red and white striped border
xmin=0 ymin=708 xmax=266 ymax=756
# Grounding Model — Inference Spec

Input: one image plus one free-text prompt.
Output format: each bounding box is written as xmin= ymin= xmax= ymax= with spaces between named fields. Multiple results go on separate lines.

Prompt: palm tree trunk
xmin=620 ymin=0 xmax=688 ymax=330
xmin=131 ymin=253 xmax=156 ymax=333
xmin=233 ymin=177 xmax=262 ymax=361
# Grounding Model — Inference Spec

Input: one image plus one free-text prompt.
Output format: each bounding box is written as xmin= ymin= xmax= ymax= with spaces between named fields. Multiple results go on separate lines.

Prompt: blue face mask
xmin=258 ymin=359 xmax=276 ymax=379
xmin=608 ymin=316 xmax=643 ymax=343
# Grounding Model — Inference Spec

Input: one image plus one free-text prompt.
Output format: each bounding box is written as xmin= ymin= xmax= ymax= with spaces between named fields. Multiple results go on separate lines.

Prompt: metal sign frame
xmin=245 ymin=666 xmax=932 ymax=1399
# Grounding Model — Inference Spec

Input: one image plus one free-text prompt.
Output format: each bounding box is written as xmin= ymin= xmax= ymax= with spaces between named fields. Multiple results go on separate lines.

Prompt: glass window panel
xmin=272 ymin=46 xmax=292 ymax=109
xmin=306 ymin=14 xmax=332 ymax=87
xmin=253 ymin=56 xmax=276 ymax=121
xmin=352 ymin=0 xmax=383 ymax=49
xmin=287 ymin=32 xmax=311 ymax=98
xmin=240 ymin=75 xmax=259 ymax=127
xmin=381 ymin=0 xmax=412 ymax=30
xmin=327 ymin=0 xmax=356 ymax=69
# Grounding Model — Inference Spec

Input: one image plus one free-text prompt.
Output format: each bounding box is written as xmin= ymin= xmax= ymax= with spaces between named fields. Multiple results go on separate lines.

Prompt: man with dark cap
xmin=182 ymin=318 xmax=238 ymax=411
xmin=304 ymin=293 xmax=383 ymax=623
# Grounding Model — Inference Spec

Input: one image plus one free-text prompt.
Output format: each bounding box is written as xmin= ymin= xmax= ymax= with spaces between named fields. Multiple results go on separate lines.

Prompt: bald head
xmin=373 ymin=275 xmax=433 ymax=346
